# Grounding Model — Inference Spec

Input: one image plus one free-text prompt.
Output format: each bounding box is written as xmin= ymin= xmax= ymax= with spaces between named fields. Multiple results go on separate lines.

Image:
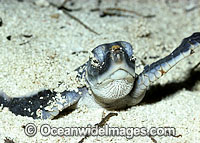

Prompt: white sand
xmin=0 ymin=0 xmax=200 ymax=142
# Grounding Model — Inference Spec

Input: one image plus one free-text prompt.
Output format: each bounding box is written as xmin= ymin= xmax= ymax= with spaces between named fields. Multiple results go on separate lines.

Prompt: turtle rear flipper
xmin=131 ymin=32 xmax=200 ymax=100
xmin=0 ymin=89 xmax=83 ymax=119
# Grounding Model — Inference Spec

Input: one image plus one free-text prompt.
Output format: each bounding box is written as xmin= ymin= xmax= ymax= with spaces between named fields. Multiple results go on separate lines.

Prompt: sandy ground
xmin=0 ymin=0 xmax=200 ymax=142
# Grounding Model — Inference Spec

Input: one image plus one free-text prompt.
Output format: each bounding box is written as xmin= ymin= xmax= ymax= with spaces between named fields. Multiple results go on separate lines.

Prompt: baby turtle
xmin=0 ymin=32 xmax=200 ymax=119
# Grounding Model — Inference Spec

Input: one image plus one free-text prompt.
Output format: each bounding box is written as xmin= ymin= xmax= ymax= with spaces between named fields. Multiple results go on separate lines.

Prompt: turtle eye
xmin=91 ymin=57 xmax=100 ymax=67
xmin=130 ymin=55 xmax=136 ymax=61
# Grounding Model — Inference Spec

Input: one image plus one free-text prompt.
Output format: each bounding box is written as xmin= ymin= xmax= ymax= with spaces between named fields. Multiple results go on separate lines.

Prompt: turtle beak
xmin=110 ymin=45 xmax=123 ymax=63
xmin=112 ymin=52 xmax=123 ymax=63
xmin=109 ymin=44 xmax=135 ymax=78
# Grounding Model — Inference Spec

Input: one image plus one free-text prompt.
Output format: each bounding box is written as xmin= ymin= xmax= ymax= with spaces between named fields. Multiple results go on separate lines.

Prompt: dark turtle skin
xmin=0 ymin=32 xmax=200 ymax=119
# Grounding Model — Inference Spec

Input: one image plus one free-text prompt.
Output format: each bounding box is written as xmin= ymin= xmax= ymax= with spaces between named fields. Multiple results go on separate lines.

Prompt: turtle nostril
xmin=111 ymin=52 xmax=123 ymax=63
xmin=117 ymin=54 xmax=120 ymax=59
xmin=116 ymin=53 xmax=122 ymax=62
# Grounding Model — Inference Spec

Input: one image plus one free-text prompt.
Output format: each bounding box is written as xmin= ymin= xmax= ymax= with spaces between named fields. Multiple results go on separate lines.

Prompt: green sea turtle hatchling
xmin=0 ymin=33 xmax=200 ymax=119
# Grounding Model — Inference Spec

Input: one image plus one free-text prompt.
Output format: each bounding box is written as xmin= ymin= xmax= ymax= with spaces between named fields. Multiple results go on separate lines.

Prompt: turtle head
xmin=86 ymin=41 xmax=136 ymax=103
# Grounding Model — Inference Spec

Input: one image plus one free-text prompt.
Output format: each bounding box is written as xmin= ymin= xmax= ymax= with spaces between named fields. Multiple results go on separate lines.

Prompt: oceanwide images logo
xmin=24 ymin=123 xmax=176 ymax=138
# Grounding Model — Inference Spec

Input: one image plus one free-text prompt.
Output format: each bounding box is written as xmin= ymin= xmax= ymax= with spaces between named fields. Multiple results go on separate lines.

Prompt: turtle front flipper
xmin=0 ymin=88 xmax=84 ymax=119
xmin=40 ymin=89 xmax=84 ymax=119
xmin=131 ymin=32 xmax=200 ymax=100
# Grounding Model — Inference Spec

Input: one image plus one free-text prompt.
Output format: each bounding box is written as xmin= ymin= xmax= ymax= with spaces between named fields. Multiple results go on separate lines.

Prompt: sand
xmin=0 ymin=0 xmax=200 ymax=142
